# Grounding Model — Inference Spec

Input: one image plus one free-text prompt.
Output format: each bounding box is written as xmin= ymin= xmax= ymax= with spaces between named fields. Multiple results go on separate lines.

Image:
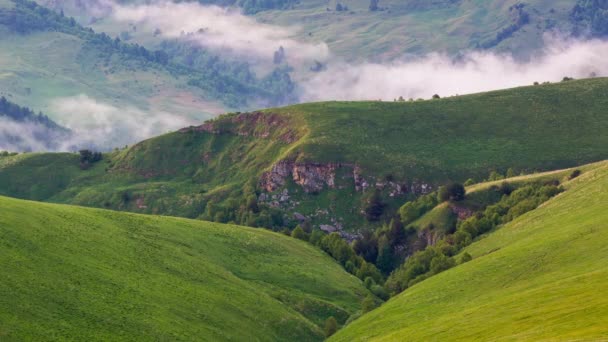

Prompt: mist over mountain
xmin=3 ymin=0 xmax=608 ymax=150
xmin=2 ymin=0 xmax=608 ymax=340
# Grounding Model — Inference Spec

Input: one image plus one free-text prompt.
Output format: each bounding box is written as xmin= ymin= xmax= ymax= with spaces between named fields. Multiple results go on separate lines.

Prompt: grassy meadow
xmin=0 ymin=195 xmax=371 ymax=341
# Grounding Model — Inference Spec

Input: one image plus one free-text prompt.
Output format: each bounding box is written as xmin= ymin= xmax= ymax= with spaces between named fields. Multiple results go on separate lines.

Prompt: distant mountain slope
xmin=0 ymin=0 xmax=223 ymax=120
xmin=0 ymin=96 xmax=70 ymax=151
xmin=330 ymin=160 xmax=608 ymax=341
xmin=0 ymin=195 xmax=370 ymax=341
xmin=255 ymin=0 xmax=582 ymax=60
xmin=0 ymin=78 xmax=607 ymax=232
xmin=38 ymin=0 xmax=600 ymax=64
xmin=0 ymin=0 xmax=296 ymax=132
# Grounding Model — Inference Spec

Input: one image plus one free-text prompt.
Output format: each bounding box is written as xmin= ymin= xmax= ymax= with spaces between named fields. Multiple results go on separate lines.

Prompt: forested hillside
xmin=331 ymin=160 xmax=608 ymax=341
xmin=0 ymin=96 xmax=69 ymax=151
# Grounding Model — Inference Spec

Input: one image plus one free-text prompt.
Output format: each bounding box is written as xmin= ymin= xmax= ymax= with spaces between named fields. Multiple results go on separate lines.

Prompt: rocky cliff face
xmin=259 ymin=161 xmax=342 ymax=193
xmin=259 ymin=160 xmax=432 ymax=196
xmin=179 ymin=110 xmax=436 ymax=233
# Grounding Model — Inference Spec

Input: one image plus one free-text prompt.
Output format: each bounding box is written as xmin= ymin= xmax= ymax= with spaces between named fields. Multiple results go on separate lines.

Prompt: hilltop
xmin=0 ymin=195 xmax=370 ymax=341
xmin=0 ymin=78 xmax=607 ymax=232
xmin=330 ymin=160 xmax=608 ymax=340
xmin=0 ymin=79 xmax=608 ymax=231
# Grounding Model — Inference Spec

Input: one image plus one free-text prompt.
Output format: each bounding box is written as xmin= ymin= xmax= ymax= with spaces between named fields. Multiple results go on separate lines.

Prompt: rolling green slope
xmin=1 ymin=78 xmax=608 ymax=231
xmin=0 ymin=195 xmax=370 ymax=341
xmin=330 ymin=160 xmax=608 ymax=341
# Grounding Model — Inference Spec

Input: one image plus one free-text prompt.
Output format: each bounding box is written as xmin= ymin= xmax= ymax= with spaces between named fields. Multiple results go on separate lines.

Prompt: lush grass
xmin=1 ymin=78 xmax=608 ymax=232
xmin=275 ymin=78 xmax=608 ymax=181
xmin=330 ymin=160 xmax=608 ymax=341
xmin=407 ymin=202 xmax=455 ymax=233
xmin=0 ymin=195 xmax=371 ymax=341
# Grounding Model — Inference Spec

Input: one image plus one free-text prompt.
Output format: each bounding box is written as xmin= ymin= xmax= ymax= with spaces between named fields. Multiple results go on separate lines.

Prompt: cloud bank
xmin=110 ymin=1 xmax=329 ymax=63
xmin=51 ymin=94 xmax=195 ymax=150
xmin=300 ymin=37 xmax=608 ymax=101
xmin=0 ymin=117 xmax=64 ymax=152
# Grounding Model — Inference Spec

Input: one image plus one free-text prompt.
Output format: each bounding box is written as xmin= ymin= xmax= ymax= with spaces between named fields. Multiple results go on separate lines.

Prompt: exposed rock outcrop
xmin=260 ymin=159 xmax=433 ymax=195
xmin=449 ymin=204 xmax=474 ymax=220
xmin=260 ymin=160 xmax=343 ymax=193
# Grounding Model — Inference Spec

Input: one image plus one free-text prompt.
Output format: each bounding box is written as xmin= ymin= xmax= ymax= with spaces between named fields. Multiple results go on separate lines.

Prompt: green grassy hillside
xmin=1 ymin=78 xmax=608 ymax=232
xmin=330 ymin=160 xmax=608 ymax=341
xmin=0 ymin=195 xmax=370 ymax=341
xmin=256 ymin=0 xmax=579 ymax=60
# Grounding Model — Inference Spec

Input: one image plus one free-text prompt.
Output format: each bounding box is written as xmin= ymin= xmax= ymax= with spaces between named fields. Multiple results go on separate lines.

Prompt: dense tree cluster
xmin=162 ymin=40 xmax=296 ymax=108
xmin=571 ymin=0 xmax=608 ymax=37
xmin=385 ymin=181 xmax=563 ymax=294
xmin=437 ymin=182 xmax=465 ymax=202
xmin=481 ymin=3 xmax=530 ymax=48
xmin=399 ymin=193 xmax=438 ymax=225
xmin=0 ymin=96 xmax=59 ymax=128
xmin=191 ymin=0 xmax=299 ymax=14
xmin=78 ymin=149 xmax=103 ymax=170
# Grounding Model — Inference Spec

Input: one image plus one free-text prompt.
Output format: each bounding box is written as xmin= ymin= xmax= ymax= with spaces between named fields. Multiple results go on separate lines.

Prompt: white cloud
xmin=51 ymin=94 xmax=195 ymax=150
xmin=0 ymin=117 xmax=59 ymax=152
xmin=300 ymin=37 xmax=608 ymax=101
xmin=110 ymin=1 xmax=329 ymax=63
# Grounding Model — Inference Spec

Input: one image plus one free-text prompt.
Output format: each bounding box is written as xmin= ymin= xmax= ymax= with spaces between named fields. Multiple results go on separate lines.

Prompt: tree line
xmin=1 ymin=0 xmax=297 ymax=109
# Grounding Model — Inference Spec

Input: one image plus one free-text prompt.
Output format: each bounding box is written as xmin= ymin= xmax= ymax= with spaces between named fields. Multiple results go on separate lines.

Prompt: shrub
xmin=460 ymin=252 xmax=472 ymax=264
xmin=488 ymin=170 xmax=504 ymax=181
xmin=438 ymin=183 xmax=465 ymax=202
xmin=291 ymin=226 xmax=309 ymax=241
xmin=361 ymin=294 xmax=377 ymax=313
xmin=569 ymin=169 xmax=582 ymax=180
xmin=430 ymin=254 xmax=456 ymax=274
xmin=371 ymin=284 xmax=389 ymax=300
xmin=499 ymin=181 xmax=515 ymax=195
xmin=324 ymin=317 xmax=338 ymax=337
xmin=364 ymin=190 xmax=385 ymax=221
xmin=309 ymin=230 xmax=325 ymax=246
xmin=506 ymin=168 xmax=516 ymax=178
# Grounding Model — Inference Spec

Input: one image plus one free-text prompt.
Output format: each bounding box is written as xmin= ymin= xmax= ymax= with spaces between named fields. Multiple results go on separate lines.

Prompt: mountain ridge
xmin=0 ymin=77 xmax=607 ymax=234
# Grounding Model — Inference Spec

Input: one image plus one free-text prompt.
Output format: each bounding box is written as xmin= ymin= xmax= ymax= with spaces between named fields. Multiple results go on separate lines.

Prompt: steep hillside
xmin=0 ymin=195 xmax=370 ymax=341
xmin=330 ymin=160 xmax=608 ymax=340
xmin=0 ymin=78 xmax=608 ymax=232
